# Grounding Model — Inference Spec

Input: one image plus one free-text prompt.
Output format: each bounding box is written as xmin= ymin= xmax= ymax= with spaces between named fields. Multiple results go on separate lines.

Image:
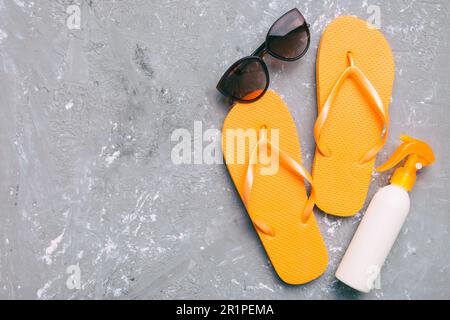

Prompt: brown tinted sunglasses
xmin=216 ymin=8 xmax=310 ymax=103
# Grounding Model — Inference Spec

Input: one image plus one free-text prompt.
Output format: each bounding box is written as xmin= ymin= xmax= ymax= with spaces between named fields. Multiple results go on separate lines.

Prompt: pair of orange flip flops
xmin=222 ymin=16 xmax=395 ymax=284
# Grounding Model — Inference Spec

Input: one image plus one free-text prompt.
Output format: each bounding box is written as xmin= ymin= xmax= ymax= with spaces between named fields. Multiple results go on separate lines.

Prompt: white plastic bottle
xmin=335 ymin=135 xmax=435 ymax=293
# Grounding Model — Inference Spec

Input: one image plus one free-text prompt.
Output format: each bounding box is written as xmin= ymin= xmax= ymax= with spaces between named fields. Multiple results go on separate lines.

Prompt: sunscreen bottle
xmin=335 ymin=135 xmax=435 ymax=293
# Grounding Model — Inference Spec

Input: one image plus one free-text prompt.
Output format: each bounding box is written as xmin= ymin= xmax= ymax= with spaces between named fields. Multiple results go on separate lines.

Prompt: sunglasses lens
xmin=218 ymin=58 xmax=268 ymax=101
xmin=267 ymin=9 xmax=309 ymax=60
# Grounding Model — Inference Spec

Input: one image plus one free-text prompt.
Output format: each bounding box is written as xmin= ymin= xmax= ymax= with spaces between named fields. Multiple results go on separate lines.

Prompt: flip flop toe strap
xmin=314 ymin=52 xmax=389 ymax=164
xmin=243 ymin=130 xmax=316 ymax=236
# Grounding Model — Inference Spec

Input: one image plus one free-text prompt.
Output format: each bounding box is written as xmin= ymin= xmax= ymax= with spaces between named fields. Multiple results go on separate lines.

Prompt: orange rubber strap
xmin=243 ymin=129 xmax=315 ymax=236
xmin=314 ymin=52 xmax=389 ymax=164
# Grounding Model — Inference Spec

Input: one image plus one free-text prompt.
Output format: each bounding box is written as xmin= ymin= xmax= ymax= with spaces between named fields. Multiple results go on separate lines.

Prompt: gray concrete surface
xmin=0 ymin=0 xmax=449 ymax=300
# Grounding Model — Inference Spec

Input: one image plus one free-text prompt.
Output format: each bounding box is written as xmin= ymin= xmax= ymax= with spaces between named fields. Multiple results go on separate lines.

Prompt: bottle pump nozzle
xmin=376 ymin=135 xmax=435 ymax=191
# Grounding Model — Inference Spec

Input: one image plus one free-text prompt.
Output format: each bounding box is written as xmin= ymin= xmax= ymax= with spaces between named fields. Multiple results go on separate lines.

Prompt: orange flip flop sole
xmin=313 ymin=16 xmax=395 ymax=216
xmin=222 ymin=90 xmax=328 ymax=284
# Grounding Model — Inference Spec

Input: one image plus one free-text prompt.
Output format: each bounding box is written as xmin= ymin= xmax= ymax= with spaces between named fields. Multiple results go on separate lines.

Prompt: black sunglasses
xmin=217 ymin=8 xmax=310 ymax=103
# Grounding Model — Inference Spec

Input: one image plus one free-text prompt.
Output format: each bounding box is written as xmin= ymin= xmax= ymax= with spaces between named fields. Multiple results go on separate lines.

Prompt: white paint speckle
xmin=268 ymin=1 xmax=278 ymax=10
xmin=0 ymin=29 xmax=7 ymax=43
xmin=403 ymin=243 xmax=417 ymax=258
xmin=37 ymin=282 xmax=51 ymax=299
xmin=105 ymin=150 xmax=120 ymax=167
xmin=324 ymin=215 xmax=342 ymax=235
xmin=36 ymin=277 xmax=60 ymax=299
xmin=13 ymin=0 xmax=25 ymax=7
xmin=43 ymin=231 xmax=64 ymax=265
xmin=156 ymin=247 xmax=166 ymax=253
xmin=65 ymin=99 xmax=74 ymax=110
xmin=113 ymin=288 xmax=122 ymax=297
xmin=104 ymin=238 xmax=117 ymax=254
xmin=330 ymin=246 xmax=343 ymax=253
xmin=248 ymin=282 xmax=274 ymax=293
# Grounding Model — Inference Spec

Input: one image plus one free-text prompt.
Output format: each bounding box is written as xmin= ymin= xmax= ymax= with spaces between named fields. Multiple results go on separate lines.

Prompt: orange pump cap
xmin=376 ymin=135 xmax=435 ymax=191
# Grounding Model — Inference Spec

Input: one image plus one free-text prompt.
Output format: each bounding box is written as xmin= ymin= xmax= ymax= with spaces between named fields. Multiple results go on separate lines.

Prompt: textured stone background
xmin=0 ymin=0 xmax=449 ymax=299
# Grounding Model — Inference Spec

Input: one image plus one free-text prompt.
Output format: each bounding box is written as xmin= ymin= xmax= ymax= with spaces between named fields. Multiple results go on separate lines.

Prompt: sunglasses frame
xmin=217 ymin=8 xmax=311 ymax=103
xmin=264 ymin=8 xmax=311 ymax=62
xmin=216 ymin=56 xmax=270 ymax=104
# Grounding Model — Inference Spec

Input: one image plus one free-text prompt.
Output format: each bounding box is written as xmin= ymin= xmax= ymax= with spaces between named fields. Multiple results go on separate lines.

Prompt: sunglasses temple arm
xmin=251 ymin=42 xmax=267 ymax=58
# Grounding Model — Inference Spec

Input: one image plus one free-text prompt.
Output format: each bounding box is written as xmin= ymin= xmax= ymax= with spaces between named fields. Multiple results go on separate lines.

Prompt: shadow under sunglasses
xmin=216 ymin=8 xmax=311 ymax=104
